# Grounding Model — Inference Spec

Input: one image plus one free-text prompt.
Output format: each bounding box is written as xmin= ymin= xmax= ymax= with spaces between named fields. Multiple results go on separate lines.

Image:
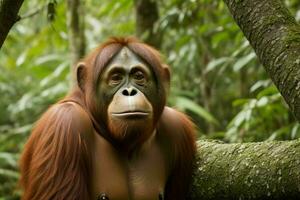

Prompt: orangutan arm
xmin=160 ymin=107 xmax=197 ymax=200
xmin=20 ymin=102 xmax=94 ymax=200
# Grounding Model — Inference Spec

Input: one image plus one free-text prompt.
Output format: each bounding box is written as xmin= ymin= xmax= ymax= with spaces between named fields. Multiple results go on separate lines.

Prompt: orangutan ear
xmin=162 ymin=64 xmax=171 ymax=95
xmin=76 ymin=62 xmax=86 ymax=92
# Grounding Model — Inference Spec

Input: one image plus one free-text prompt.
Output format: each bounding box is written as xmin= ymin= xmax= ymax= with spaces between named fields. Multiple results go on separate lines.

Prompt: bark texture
xmin=188 ymin=140 xmax=300 ymax=200
xmin=67 ymin=0 xmax=85 ymax=85
xmin=134 ymin=0 xmax=161 ymax=48
xmin=0 ymin=0 xmax=24 ymax=49
xmin=223 ymin=0 xmax=300 ymax=120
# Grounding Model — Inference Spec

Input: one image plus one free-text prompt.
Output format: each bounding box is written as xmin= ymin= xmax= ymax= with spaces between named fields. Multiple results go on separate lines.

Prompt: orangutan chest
xmin=91 ymin=134 xmax=168 ymax=200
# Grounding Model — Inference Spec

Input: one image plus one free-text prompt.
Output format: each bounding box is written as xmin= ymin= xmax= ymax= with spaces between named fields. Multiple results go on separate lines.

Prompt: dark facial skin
xmin=91 ymin=48 xmax=168 ymax=199
xmin=98 ymin=47 xmax=156 ymax=144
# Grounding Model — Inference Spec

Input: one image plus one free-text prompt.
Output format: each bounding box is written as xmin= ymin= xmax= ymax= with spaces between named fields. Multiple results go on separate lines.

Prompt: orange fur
xmin=20 ymin=103 xmax=94 ymax=200
xmin=19 ymin=37 xmax=197 ymax=200
xmin=158 ymin=107 xmax=197 ymax=200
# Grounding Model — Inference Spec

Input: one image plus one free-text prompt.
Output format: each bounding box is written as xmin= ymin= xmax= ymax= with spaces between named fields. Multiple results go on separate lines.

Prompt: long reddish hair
xmin=20 ymin=37 xmax=196 ymax=200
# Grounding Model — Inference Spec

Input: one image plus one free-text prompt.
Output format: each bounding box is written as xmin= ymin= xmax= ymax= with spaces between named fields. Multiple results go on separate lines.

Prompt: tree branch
xmin=67 ymin=0 xmax=85 ymax=85
xmin=223 ymin=0 xmax=300 ymax=121
xmin=0 ymin=0 xmax=24 ymax=49
xmin=188 ymin=140 xmax=300 ymax=199
xmin=134 ymin=0 xmax=162 ymax=48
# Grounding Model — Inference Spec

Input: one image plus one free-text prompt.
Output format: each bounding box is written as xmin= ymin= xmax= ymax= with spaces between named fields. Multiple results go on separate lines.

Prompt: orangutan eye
xmin=109 ymin=73 xmax=123 ymax=85
xmin=133 ymin=71 xmax=146 ymax=85
xmin=134 ymin=71 xmax=144 ymax=80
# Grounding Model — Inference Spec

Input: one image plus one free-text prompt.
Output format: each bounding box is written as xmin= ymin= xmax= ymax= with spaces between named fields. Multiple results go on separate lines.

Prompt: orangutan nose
xmin=122 ymin=87 xmax=138 ymax=96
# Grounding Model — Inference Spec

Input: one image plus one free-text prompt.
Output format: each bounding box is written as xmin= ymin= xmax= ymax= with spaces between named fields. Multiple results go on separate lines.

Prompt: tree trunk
xmin=67 ymin=0 xmax=85 ymax=86
xmin=187 ymin=1 xmax=300 ymax=198
xmin=223 ymin=0 xmax=300 ymax=121
xmin=0 ymin=0 xmax=24 ymax=49
xmin=188 ymin=139 xmax=300 ymax=199
xmin=134 ymin=0 xmax=161 ymax=48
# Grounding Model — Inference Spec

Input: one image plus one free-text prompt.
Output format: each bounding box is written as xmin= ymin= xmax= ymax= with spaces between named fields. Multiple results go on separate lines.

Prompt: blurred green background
xmin=0 ymin=0 xmax=300 ymax=199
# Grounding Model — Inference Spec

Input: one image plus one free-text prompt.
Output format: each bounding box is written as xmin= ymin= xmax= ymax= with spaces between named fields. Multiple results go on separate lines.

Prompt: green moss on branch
xmin=223 ymin=0 xmax=300 ymax=121
xmin=188 ymin=140 xmax=300 ymax=199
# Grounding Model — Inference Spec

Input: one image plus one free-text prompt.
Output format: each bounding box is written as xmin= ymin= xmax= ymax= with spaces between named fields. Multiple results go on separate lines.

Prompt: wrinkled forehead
xmin=103 ymin=47 xmax=151 ymax=73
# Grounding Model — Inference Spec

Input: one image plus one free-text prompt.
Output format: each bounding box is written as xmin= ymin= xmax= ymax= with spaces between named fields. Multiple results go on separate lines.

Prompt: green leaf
xmin=232 ymin=40 xmax=250 ymax=57
xmin=40 ymin=82 xmax=68 ymax=98
xmin=40 ymin=62 xmax=69 ymax=87
xmin=16 ymin=52 xmax=27 ymax=67
xmin=174 ymin=97 xmax=219 ymax=125
xmin=256 ymin=97 xmax=269 ymax=107
xmin=257 ymin=85 xmax=278 ymax=98
xmin=34 ymin=54 xmax=63 ymax=65
xmin=0 ymin=168 xmax=19 ymax=179
xmin=228 ymin=111 xmax=246 ymax=128
xmin=250 ymin=80 xmax=271 ymax=93
xmin=0 ymin=152 xmax=17 ymax=168
xmin=232 ymin=98 xmax=250 ymax=107
xmin=233 ymin=52 xmax=256 ymax=72
xmin=267 ymin=126 xmax=290 ymax=141
xmin=291 ymin=123 xmax=299 ymax=139
xmin=206 ymin=57 xmax=231 ymax=73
